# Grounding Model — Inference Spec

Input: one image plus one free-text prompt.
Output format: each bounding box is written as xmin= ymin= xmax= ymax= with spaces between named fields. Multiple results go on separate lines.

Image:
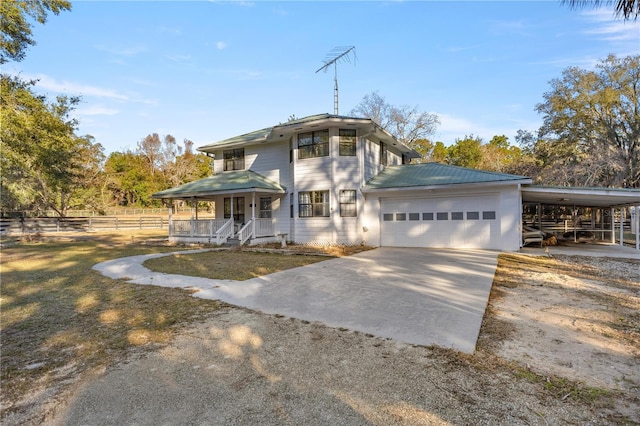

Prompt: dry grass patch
xmin=0 ymin=231 xmax=223 ymax=421
xmin=143 ymin=250 xmax=333 ymax=281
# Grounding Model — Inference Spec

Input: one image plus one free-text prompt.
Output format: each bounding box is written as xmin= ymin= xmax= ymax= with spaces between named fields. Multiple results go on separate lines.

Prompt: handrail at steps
xmin=215 ymin=219 xmax=234 ymax=245
xmin=237 ymin=219 xmax=253 ymax=245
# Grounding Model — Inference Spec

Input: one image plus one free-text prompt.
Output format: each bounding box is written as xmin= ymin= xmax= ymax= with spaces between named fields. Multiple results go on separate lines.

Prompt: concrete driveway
xmin=95 ymin=248 xmax=498 ymax=353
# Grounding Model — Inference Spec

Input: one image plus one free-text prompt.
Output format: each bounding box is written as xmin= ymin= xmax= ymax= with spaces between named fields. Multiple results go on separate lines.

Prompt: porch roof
xmin=363 ymin=162 xmax=531 ymax=192
xmin=151 ymin=170 xmax=286 ymax=200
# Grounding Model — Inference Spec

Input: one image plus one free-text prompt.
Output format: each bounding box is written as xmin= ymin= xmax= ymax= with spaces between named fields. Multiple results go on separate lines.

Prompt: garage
xmin=380 ymin=194 xmax=502 ymax=249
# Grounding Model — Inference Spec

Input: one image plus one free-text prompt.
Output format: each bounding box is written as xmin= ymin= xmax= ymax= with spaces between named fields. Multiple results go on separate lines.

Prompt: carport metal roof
xmin=522 ymin=185 xmax=640 ymax=208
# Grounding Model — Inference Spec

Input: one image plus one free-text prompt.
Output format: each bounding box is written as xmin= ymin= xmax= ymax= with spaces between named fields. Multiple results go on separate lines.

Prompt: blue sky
xmin=6 ymin=0 xmax=639 ymax=154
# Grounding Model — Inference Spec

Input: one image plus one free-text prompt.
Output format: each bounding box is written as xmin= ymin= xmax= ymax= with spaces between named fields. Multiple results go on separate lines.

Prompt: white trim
xmin=362 ymin=179 xmax=531 ymax=194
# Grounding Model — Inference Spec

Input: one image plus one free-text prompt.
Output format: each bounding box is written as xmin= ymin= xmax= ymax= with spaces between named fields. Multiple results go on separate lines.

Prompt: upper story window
xmin=223 ymin=148 xmax=244 ymax=171
xmin=298 ymin=190 xmax=329 ymax=217
xmin=339 ymin=129 xmax=357 ymax=156
xmin=298 ymin=130 xmax=329 ymax=159
xmin=380 ymin=142 xmax=388 ymax=166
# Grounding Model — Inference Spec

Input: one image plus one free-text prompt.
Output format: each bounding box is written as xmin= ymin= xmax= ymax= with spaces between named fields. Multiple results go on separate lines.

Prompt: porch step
xmin=224 ymin=238 xmax=241 ymax=246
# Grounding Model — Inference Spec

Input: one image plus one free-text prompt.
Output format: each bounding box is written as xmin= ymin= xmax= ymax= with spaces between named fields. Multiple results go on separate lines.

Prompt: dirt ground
xmin=4 ymin=251 xmax=640 ymax=425
xmin=478 ymin=253 xmax=640 ymax=421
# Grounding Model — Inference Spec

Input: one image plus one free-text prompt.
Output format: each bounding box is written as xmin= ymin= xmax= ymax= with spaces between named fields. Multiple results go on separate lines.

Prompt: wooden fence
xmin=0 ymin=216 xmax=167 ymax=235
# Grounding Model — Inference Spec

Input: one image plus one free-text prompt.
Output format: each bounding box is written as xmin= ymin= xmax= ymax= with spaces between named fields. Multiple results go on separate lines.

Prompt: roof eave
xmin=362 ymin=178 xmax=532 ymax=194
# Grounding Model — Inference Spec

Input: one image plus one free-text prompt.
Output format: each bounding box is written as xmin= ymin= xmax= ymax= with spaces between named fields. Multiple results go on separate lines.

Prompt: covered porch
xmin=152 ymin=170 xmax=287 ymax=245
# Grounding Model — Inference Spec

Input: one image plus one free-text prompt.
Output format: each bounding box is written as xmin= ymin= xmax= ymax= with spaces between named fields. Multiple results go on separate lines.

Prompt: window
xmin=380 ymin=142 xmax=388 ymax=166
xmin=409 ymin=213 xmax=420 ymax=221
xmin=223 ymin=148 xmax=244 ymax=171
xmin=423 ymin=212 xmax=434 ymax=221
xmin=298 ymin=191 xmax=329 ymax=217
xmin=437 ymin=212 xmax=448 ymax=220
xmin=339 ymin=190 xmax=357 ymax=217
xmin=467 ymin=211 xmax=480 ymax=220
xmin=396 ymin=213 xmax=406 ymax=221
xmin=339 ymin=129 xmax=357 ymax=156
xmin=298 ymin=130 xmax=329 ymax=159
xmin=483 ymin=211 xmax=496 ymax=220
xmin=259 ymin=197 xmax=272 ymax=218
xmin=224 ymin=197 xmax=245 ymax=223
xmin=383 ymin=213 xmax=394 ymax=221
xmin=452 ymin=212 xmax=464 ymax=220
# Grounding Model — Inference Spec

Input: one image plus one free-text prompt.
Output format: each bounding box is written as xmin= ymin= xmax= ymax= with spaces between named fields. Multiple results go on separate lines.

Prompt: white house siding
xmin=289 ymin=127 xmax=366 ymax=245
xmin=363 ymin=138 xmax=383 ymax=182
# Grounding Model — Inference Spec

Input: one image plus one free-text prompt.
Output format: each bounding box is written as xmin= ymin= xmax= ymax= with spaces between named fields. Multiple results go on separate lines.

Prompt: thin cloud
xmin=166 ymin=54 xmax=193 ymax=64
xmin=582 ymin=8 xmax=640 ymax=41
xmin=216 ymin=41 xmax=228 ymax=50
xmin=76 ymin=105 xmax=119 ymax=116
xmin=95 ymin=44 xmax=147 ymax=57
xmin=30 ymin=74 xmax=129 ymax=100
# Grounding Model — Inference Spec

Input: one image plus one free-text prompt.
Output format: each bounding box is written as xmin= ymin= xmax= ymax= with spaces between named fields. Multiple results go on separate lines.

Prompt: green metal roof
xmin=197 ymin=113 xmax=418 ymax=156
xmin=151 ymin=170 xmax=286 ymax=199
xmin=364 ymin=163 xmax=530 ymax=190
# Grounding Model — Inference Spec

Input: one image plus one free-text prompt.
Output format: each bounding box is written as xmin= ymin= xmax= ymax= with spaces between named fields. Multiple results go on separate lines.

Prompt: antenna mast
xmin=316 ymin=46 xmax=356 ymax=115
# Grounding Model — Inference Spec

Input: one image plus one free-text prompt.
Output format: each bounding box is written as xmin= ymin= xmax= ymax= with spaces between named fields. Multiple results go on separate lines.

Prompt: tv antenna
xmin=315 ymin=46 xmax=356 ymax=115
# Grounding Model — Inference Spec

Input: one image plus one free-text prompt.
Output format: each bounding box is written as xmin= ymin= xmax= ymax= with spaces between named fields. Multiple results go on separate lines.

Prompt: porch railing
xmin=170 ymin=217 xmax=275 ymax=245
xmin=255 ymin=218 xmax=274 ymax=237
xmin=170 ymin=219 xmax=229 ymax=237
xmin=237 ymin=220 xmax=253 ymax=245
xmin=215 ymin=219 xmax=234 ymax=245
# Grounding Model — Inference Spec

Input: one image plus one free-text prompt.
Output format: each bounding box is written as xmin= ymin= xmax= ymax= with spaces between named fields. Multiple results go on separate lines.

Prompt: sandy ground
xmin=4 ymin=253 xmax=640 ymax=425
xmin=480 ymin=254 xmax=640 ymax=421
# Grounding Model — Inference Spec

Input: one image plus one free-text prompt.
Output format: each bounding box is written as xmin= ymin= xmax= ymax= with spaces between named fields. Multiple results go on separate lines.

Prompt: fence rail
xmin=0 ymin=216 xmax=167 ymax=235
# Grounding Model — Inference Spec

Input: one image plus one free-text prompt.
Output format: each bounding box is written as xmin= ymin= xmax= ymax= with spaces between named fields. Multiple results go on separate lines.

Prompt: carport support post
xmin=168 ymin=200 xmax=173 ymax=235
xmin=633 ymin=205 xmax=640 ymax=250
xmin=619 ymin=207 xmax=625 ymax=247
xmin=611 ymin=208 xmax=615 ymax=244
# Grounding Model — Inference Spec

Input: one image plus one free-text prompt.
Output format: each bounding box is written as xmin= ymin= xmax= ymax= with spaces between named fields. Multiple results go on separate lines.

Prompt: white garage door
xmin=380 ymin=195 xmax=501 ymax=249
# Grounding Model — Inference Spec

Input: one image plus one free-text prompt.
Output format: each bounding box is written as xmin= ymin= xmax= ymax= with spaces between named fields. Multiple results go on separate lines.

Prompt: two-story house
xmin=152 ymin=113 xmax=532 ymax=250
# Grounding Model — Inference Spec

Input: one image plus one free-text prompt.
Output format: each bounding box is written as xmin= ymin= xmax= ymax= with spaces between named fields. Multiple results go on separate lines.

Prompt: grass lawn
xmin=143 ymin=250 xmax=333 ymax=281
xmin=0 ymin=232 xmax=350 ymax=418
xmin=0 ymin=231 xmax=224 ymax=415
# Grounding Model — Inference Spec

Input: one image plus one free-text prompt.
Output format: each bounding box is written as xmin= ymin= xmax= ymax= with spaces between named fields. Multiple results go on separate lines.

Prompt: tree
xmin=446 ymin=135 xmax=483 ymax=168
xmin=0 ymin=0 xmax=71 ymax=64
xmin=536 ymin=54 xmax=640 ymax=187
xmin=479 ymin=135 xmax=522 ymax=172
xmin=563 ymin=0 xmax=639 ymax=21
xmin=350 ymin=92 xmax=440 ymax=159
xmin=1 ymin=75 xmax=104 ymax=215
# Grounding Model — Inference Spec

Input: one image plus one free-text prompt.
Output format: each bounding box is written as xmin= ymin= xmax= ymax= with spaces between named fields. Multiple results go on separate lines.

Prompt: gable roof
xmin=151 ymin=170 xmax=286 ymax=199
xmin=197 ymin=113 xmax=420 ymax=158
xmin=363 ymin=163 xmax=531 ymax=192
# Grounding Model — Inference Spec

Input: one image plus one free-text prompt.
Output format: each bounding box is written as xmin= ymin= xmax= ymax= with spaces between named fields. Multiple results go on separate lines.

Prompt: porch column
xmin=230 ymin=194 xmax=234 ymax=227
xmin=190 ymin=197 xmax=195 ymax=238
xmin=252 ymin=192 xmax=256 ymax=238
xmin=168 ymin=200 xmax=173 ymax=236
xmin=611 ymin=208 xmax=615 ymax=244
xmin=195 ymin=200 xmax=199 ymax=220
xmin=620 ymin=207 xmax=625 ymax=247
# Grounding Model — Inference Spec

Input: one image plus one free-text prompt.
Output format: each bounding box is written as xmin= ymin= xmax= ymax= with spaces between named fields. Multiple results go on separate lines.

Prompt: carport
xmin=521 ymin=186 xmax=640 ymax=251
